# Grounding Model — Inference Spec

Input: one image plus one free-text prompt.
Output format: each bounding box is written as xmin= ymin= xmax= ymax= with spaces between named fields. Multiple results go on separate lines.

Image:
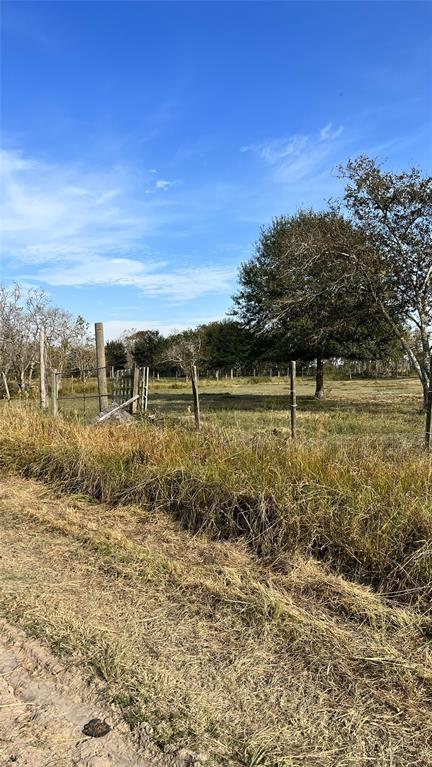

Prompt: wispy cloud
xmin=32 ymin=256 xmax=236 ymax=301
xmin=320 ymin=122 xmax=344 ymax=141
xmin=241 ymin=123 xmax=346 ymax=186
xmin=0 ymin=148 xmax=234 ymax=301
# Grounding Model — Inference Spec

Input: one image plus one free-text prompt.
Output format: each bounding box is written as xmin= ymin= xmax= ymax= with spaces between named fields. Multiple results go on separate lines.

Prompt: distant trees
xmin=234 ymin=210 xmax=395 ymax=397
xmin=339 ymin=157 xmax=432 ymax=408
xmin=131 ymin=330 xmax=165 ymax=368
xmin=105 ymin=340 xmax=127 ymax=371
xmin=199 ymin=320 xmax=254 ymax=373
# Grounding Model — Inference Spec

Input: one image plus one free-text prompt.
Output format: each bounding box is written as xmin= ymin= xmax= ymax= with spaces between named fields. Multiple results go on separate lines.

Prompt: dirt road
xmin=0 ymin=619 xmax=156 ymax=767
xmin=0 ymin=620 xmax=201 ymax=767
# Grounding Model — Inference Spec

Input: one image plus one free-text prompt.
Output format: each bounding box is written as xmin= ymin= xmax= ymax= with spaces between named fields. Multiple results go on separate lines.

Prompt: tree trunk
xmin=315 ymin=356 xmax=325 ymax=399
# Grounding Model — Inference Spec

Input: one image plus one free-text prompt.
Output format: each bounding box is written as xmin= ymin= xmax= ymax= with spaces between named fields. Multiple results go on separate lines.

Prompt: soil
xmin=0 ymin=620 xmax=202 ymax=767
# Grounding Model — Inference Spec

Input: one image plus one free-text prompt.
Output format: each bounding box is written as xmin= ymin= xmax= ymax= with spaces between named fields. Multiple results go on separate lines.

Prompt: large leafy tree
xmin=234 ymin=210 xmax=395 ymax=397
xmin=339 ymin=157 xmax=432 ymax=408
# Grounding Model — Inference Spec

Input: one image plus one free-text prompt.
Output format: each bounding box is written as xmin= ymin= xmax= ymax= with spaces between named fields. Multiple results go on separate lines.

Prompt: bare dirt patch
xmin=0 ymin=619 xmax=151 ymax=767
xmin=0 ymin=619 xmax=203 ymax=767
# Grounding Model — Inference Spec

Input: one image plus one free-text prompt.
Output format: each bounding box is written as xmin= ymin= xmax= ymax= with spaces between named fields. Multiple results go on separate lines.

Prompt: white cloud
xmin=155 ymin=179 xmax=173 ymax=191
xmin=320 ymin=122 xmax=344 ymax=141
xmin=0 ymin=147 xmax=233 ymax=302
xmin=32 ymin=255 xmax=236 ymax=301
xmin=241 ymin=135 xmax=309 ymax=164
xmin=0 ymin=148 xmax=177 ymax=265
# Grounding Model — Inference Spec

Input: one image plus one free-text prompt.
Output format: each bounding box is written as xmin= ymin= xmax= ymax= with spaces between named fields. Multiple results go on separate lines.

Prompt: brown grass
xmin=0 ymin=475 xmax=431 ymax=766
xmin=0 ymin=403 xmax=431 ymax=606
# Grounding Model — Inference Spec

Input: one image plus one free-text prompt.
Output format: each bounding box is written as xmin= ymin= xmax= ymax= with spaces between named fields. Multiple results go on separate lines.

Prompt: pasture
xmin=0 ymin=375 xmax=431 ymax=766
xmin=56 ymin=373 xmax=424 ymax=443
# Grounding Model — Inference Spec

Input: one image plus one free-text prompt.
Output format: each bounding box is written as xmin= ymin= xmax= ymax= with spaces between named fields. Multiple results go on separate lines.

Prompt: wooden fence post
xmin=131 ymin=365 xmax=139 ymax=414
xmin=191 ymin=364 xmax=201 ymax=431
xmin=425 ymin=384 xmax=432 ymax=450
xmin=289 ymin=360 xmax=297 ymax=442
xmin=144 ymin=366 xmax=149 ymax=411
xmin=39 ymin=327 xmax=47 ymax=410
xmin=1 ymin=371 xmax=10 ymax=401
xmin=94 ymin=322 xmax=109 ymax=412
xmin=50 ymin=369 xmax=58 ymax=417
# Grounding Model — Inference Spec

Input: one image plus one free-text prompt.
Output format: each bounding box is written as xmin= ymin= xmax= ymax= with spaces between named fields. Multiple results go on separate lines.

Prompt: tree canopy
xmin=234 ymin=209 xmax=396 ymax=396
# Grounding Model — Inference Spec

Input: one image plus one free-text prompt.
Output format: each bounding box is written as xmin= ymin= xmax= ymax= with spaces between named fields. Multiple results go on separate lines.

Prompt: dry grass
xmin=0 ymin=475 xmax=431 ymax=766
xmin=0 ymin=403 xmax=431 ymax=605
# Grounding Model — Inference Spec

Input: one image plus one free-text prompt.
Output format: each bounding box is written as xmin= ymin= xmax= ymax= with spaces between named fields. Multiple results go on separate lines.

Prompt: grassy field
xmin=0 ymin=377 xmax=430 ymax=765
xmin=56 ymin=374 xmax=425 ymax=442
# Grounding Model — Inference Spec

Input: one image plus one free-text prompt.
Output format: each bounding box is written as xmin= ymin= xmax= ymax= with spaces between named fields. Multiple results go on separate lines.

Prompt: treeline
xmin=105 ymin=319 xmax=410 ymax=394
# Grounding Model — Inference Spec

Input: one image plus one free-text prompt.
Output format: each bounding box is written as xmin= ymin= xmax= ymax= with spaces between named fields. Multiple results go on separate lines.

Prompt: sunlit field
xmin=54 ymin=374 xmax=424 ymax=444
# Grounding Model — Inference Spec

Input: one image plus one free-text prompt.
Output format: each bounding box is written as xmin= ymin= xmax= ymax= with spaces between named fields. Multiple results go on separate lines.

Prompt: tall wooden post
xmin=425 ymin=384 xmax=432 ymax=450
xmin=50 ymin=369 xmax=58 ymax=417
xmin=39 ymin=327 xmax=47 ymax=410
xmin=289 ymin=360 xmax=297 ymax=442
xmin=95 ymin=322 xmax=108 ymax=412
xmin=144 ymin=366 xmax=149 ymax=412
xmin=191 ymin=364 xmax=201 ymax=431
xmin=131 ymin=365 xmax=139 ymax=414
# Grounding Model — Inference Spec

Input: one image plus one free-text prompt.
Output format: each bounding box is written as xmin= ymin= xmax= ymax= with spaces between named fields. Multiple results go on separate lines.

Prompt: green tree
xmin=130 ymin=330 xmax=165 ymax=368
xmin=105 ymin=340 xmax=127 ymax=371
xmin=200 ymin=320 xmax=254 ymax=372
xmin=234 ymin=210 xmax=395 ymax=397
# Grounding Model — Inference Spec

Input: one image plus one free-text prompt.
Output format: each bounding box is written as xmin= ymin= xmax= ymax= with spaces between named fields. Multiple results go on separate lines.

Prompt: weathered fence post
xmin=94 ymin=322 xmax=109 ymax=412
xmin=425 ymin=385 xmax=432 ymax=450
xmin=1 ymin=371 xmax=10 ymax=401
xmin=144 ymin=366 xmax=149 ymax=411
xmin=131 ymin=365 xmax=139 ymax=414
xmin=191 ymin=364 xmax=201 ymax=431
xmin=50 ymin=369 xmax=58 ymax=417
xmin=289 ymin=360 xmax=297 ymax=442
xmin=39 ymin=327 xmax=47 ymax=410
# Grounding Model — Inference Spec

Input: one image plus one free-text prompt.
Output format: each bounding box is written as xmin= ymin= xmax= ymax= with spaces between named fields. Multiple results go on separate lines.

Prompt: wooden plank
xmin=97 ymin=395 xmax=139 ymax=423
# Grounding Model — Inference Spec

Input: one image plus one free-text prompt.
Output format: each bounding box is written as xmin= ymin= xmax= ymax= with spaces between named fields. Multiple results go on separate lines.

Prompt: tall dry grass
xmin=1 ymin=403 xmax=431 ymax=605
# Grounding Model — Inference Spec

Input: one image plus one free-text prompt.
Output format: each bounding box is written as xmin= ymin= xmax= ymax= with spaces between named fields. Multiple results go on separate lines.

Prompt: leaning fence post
xmin=39 ymin=327 xmax=47 ymax=410
xmin=289 ymin=360 xmax=297 ymax=442
xmin=191 ymin=364 xmax=201 ymax=431
xmin=94 ymin=322 xmax=109 ymax=412
xmin=50 ymin=369 xmax=58 ymax=417
xmin=425 ymin=384 xmax=432 ymax=450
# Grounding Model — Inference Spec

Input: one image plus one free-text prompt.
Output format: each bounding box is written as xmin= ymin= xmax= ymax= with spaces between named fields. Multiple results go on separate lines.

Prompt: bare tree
xmin=339 ymin=157 xmax=432 ymax=408
xmin=161 ymin=330 xmax=203 ymax=375
xmin=67 ymin=316 xmax=95 ymax=379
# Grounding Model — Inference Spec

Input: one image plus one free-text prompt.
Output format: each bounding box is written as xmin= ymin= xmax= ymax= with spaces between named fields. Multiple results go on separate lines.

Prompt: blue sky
xmin=1 ymin=1 xmax=431 ymax=339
